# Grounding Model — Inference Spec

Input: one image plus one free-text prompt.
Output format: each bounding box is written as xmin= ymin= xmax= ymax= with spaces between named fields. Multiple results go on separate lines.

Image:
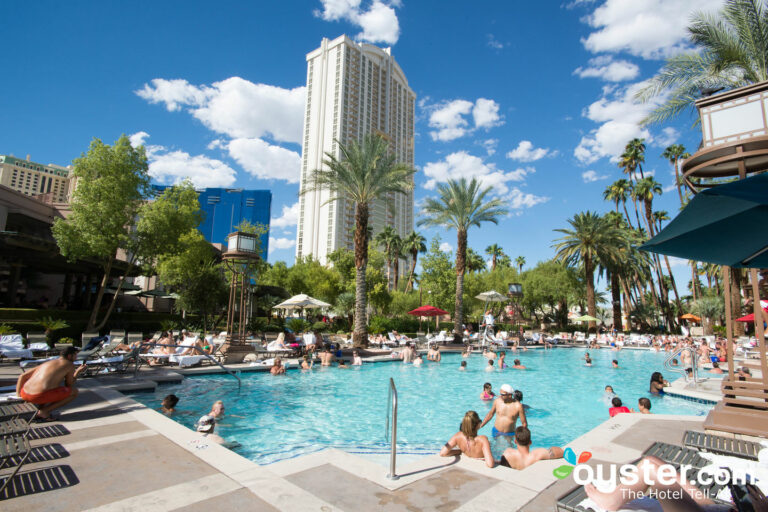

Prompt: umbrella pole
xmin=724 ymin=267 xmax=735 ymax=380
xmin=750 ymin=268 xmax=768 ymax=386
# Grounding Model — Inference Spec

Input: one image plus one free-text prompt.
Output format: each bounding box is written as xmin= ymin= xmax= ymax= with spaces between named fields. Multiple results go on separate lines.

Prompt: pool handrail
xmin=386 ymin=377 xmax=398 ymax=480
xmin=664 ymin=346 xmax=699 ymax=384
xmin=134 ymin=342 xmax=242 ymax=390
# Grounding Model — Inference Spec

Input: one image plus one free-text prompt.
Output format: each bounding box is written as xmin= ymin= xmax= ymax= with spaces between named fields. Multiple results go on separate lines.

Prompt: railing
xmin=385 ymin=377 xmax=398 ymax=480
xmin=135 ymin=343 xmax=242 ymax=391
xmin=664 ymin=346 xmax=699 ymax=384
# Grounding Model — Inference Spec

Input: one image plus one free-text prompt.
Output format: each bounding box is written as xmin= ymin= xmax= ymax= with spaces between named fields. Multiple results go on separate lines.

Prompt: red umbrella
xmin=408 ymin=305 xmax=449 ymax=317
xmin=736 ymin=308 xmax=768 ymax=322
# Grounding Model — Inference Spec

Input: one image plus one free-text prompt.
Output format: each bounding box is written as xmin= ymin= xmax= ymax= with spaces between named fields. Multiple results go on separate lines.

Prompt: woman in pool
xmin=439 ymin=411 xmax=495 ymax=468
xmin=301 ymin=355 xmax=313 ymax=370
xmin=480 ymin=382 xmax=495 ymax=401
xmin=585 ymin=354 xmax=592 ymax=366
xmin=351 ymin=350 xmax=362 ymax=366
xmin=498 ymin=352 xmax=508 ymax=369
xmin=649 ymin=372 xmax=669 ymax=395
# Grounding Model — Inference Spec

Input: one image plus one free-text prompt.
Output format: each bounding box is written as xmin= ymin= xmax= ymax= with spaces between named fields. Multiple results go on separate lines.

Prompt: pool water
xmin=129 ymin=348 xmax=714 ymax=465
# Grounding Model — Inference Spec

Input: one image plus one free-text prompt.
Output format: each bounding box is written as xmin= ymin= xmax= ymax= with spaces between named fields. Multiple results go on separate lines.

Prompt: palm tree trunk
xmin=585 ymin=254 xmax=596 ymax=331
xmin=393 ymin=257 xmax=400 ymax=290
xmin=454 ymin=229 xmax=467 ymax=341
xmin=385 ymin=256 xmax=392 ymax=292
xmin=491 ymin=254 xmax=497 ymax=271
xmin=691 ymin=263 xmax=698 ymax=301
xmin=622 ymin=202 xmax=634 ymax=229
xmin=664 ymin=254 xmax=682 ymax=313
xmin=610 ymin=272 xmax=623 ymax=331
xmin=353 ymin=203 xmax=369 ymax=347
xmin=406 ymin=252 xmax=417 ymax=293
xmin=675 ymin=159 xmax=685 ymax=206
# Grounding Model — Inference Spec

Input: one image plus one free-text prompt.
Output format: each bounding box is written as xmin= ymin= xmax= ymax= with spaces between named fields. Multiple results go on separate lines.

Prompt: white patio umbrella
xmin=273 ymin=294 xmax=331 ymax=311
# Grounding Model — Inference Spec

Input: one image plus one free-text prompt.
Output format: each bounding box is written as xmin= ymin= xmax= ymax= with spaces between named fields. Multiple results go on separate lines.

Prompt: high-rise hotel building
xmin=296 ymin=35 xmax=416 ymax=265
xmin=0 ymin=154 xmax=72 ymax=203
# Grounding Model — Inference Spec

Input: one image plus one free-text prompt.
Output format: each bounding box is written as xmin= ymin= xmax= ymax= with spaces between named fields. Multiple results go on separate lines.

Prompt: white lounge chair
xmin=0 ymin=335 xmax=33 ymax=360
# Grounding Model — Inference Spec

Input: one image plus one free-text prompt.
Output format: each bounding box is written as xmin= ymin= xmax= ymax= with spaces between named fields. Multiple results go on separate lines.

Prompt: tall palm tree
xmin=466 ymin=248 xmax=487 ymax=273
xmin=661 ymin=144 xmax=691 ymax=207
xmin=603 ymin=179 xmax=634 ymax=229
xmin=638 ymin=0 xmax=768 ymax=124
xmin=375 ymin=225 xmax=398 ymax=289
xmin=621 ymin=138 xmax=647 ymax=179
xmin=553 ymin=212 xmax=625 ymax=330
xmin=485 ymin=244 xmax=505 ymax=271
xmin=390 ymin=233 xmax=404 ymax=290
xmin=304 ymin=134 xmax=415 ymax=346
xmin=402 ymin=231 xmax=426 ymax=292
xmin=515 ymin=256 xmax=526 ymax=273
xmin=420 ymin=178 xmax=507 ymax=340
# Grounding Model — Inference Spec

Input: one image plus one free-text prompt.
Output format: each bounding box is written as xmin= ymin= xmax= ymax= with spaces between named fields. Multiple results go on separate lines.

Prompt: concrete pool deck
xmin=1 ymin=356 xmax=726 ymax=512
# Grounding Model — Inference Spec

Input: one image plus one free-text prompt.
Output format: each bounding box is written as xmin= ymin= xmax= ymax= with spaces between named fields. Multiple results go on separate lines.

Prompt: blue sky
xmin=0 ymin=0 xmax=724 ymax=292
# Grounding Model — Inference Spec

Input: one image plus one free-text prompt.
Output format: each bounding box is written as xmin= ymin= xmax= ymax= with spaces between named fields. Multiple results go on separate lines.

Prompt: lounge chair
xmin=0 ymin=402 xmax=37 ymax=423
xmin=81 ymin=332 xmax=99 ymax=346
xmin=0 ymin=335 xmax=33 ymax=361
xmin=127 ymin=332 xmax=144 ymax=345
xmin=168 ymin=337 xmax=207 ymax=367
xmin=84 ymin=346 xmax=140 ymax=375
xmin=683 ymin=430 xmax=762 ymax=461
xmin=108 ymin=330 xmax=126 ymax=340
xmin=0 ymin=434 xmax=32 ymax=495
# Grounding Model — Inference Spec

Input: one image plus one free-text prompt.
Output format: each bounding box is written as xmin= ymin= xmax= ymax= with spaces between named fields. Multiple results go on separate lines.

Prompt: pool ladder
xmin=385 ymin=377 xmax=398 ymax=480
xmin=664 ymin=346 xmax=699 ymax=385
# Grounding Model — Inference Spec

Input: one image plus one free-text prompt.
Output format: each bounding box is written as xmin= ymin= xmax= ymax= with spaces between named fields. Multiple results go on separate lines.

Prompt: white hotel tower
xmin=296 ymin=35 xmax=416 ymax=265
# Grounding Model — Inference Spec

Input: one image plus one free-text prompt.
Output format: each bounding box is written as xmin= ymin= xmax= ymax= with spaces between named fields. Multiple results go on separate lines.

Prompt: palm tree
xmin=466 ymin=248 xmax=487 ymax=273
xmin=375 ymin=225 xmax=398 ymax=289
xmin=515 ymin=256 xmax=526 ymax=273
xmin=638 ymin=0 xmax=768 ymax=124
xmin=661 ymin=144 xmax=691 ymax=207
xmin=603 ymin=179 xmax=635 ymax=229
xmin=621 ymin=138 xmax=647 ymax=179
xmin=485 ymin=244 xmax=505 ymax=271
xmin=303 ymin=134 xmax=415 ymax=346
xmin=553 ymin=212 xmax=626 ymax=331
xmin=390 ymin=234 xmax=404 ymax=290
xmin=420 ymin=178 xmax=508 ymax=340
xmin=403 ymin=231 xmax=426 ymax=292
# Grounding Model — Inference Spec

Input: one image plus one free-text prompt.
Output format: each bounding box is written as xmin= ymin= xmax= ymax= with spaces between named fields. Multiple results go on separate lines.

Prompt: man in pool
xmin=511 ymin=359 xmax=526 ymax=369
xmin=637 ymin=397 xmax=652 ymax=414
xmin=499 ymin=426 xmax=563 ymax=470
xmin=270 ymin=357 xmax=286 ymax=375
xmin=459 ymin=361 xmax=467 ymax=370
xmin=319 ymin=346 xmax=334 ymax=366
xmin=611 ymin=359 xmax=619 ymax=368
xmin=479 ymin=383 xmax=527 ymax=443
xmin=485 ymin=359 xmax=494 ymax=371
xmin=400 ymin=342 xmax=415 ymax=363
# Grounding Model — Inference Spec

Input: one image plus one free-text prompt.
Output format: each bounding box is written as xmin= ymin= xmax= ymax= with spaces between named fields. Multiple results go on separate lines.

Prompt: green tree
xmin=552 ymin=212 xmax=626 ymax=330
xmin=303 ymin=135 xmax=415 ymax=346
xmin=603 ymin=179 xmax=634 ymax=229
xmin=692 ymin=295 xmax=725 ymax=335
xmin=418 ymin=237 xmax=456 ymax=312
xmin=466 ymin=248 xmax=487 ymax=273
xmin=419 ymin=178 xmax=508 ymax=339
xmin=402 ymin=231 xmax=427 ymax=292
xmin=638 ymin=0 xmax=768 ymax=124
xmin=515 ymin=256 xmax=526 ymax=273
xmin=519 ymin=260 xmax=582 ymax=328
xmin=375 ymin=225 xmax=398 ymax=289
xmin=661 ymin=144 xmax=691 ymax=207
xmin=485 ymin=244 xmax=505 ymax=271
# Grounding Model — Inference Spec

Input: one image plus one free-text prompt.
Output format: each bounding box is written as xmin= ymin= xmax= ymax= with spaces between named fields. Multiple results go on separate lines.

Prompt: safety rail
xmin=135 ymin=342 xmax=242 ymax=391
xmin=385 ymin=377 xmax=398 ymax=480
xmin=664 ymin=346 xmax=699 ymax=384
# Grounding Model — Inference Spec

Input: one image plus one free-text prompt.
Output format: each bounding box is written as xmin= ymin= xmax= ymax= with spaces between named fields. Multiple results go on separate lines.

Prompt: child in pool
xmin=480 ymin=382 xmax=495 ymax=401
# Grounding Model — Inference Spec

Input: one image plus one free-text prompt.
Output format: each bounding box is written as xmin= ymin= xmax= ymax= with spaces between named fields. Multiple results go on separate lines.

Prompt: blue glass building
xmin=152 ymin=186 xmax=272 ymax=258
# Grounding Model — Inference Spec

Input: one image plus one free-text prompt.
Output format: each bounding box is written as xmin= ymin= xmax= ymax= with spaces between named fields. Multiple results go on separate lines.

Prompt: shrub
xmin=285 ymin=318 xmax=311 ymax=333
xmin=264 ymin=324 xmax=283 ymax=333
xmin=311 ymin=321 xmax=328 ymax=332
xmin=58 ymin=337 xmax=77 ymax=345
xmin=368 ymin=316 xmax=389 ymax=334
xmin=0 ymin=323 xmax=16 ymax=336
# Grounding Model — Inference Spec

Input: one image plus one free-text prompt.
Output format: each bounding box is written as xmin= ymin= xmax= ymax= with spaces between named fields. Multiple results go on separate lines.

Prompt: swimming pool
xmin=129 ymin=348 xmax=714 ymax=465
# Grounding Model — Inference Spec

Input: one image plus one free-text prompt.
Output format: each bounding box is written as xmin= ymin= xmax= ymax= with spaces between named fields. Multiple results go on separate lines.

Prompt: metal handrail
xmin=664 ymin=346 xmax=699 ymax=385
xmin=135 ymin=342 xmax=242 ymax=390
xmin=386 ymin=377 xmax=398 ymax=480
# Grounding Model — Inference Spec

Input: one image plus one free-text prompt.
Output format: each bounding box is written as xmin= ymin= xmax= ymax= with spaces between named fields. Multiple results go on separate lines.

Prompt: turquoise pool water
xmin=129 ymin=348 xmax=714 ymax=465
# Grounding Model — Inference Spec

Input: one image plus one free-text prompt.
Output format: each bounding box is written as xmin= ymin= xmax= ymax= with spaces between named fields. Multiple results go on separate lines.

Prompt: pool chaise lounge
xmin=555 ymin=441 xmax=729 ymax=512
xmin=683 ymin=430 xmax=763 ymax=460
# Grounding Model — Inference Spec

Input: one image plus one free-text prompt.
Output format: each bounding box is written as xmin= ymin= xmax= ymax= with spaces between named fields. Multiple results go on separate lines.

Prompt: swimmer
xmin=413 ymin=354 xmax=423 ymax=367
xmin=338 ymin=360 xmax=348 ymax=369
xmin=611 ymin=359 xmax=619 ymax=369
xmin=439 ymin=411 xmax=495 ymax=468
xmin=352 ymin=350 xmax=362 ymax=366
xmin=608 ymin=397 xmax=631 ymax=417
xmin=498 ymin=352 xmax=508 ymax=369
xmin=480 ymin=382 xmax=495 ymax=401
xmin=479 ymin=384 xmax=526 ymax=442
xmin=637 ymin=397 xmax=652 ymax=414
xmin=459 ymin=360 xmax=467 ymax=370
xmin=270 ymin=357 xmax=286 ymax=375
xmin=433 ymin=345 xmax=441 ymax=362
xmin=486 ymin=359 xmax=495 ymax=371
xmin=499 ymin=426 xmax=563 ymax=470
xmin=514 ymin=389 xmax=531 ymax=411
xmin=605 ymin=385 xmax=615 ymax=394
xmin=161 ymin=394 xmax=179 ymax=415
xmin=585 ymin=354 xmax=592 ymax=367
xmin=511 ymin=359 xmax=526 ymax=370
xmin=301 ymin=355 xmax=314 ymax=370
xmin=709 ymin=361 xmax=723 ymax=374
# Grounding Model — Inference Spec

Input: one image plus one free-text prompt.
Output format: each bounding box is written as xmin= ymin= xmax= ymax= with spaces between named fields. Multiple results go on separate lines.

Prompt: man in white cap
xmin=196 ymin=414 xmax=224 ymax=444
xmin=479 ymin=383 xmax=527 ymax=446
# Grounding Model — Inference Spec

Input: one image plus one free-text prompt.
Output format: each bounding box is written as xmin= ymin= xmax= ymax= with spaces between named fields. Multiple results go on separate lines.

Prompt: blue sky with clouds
xmin=0 ymin=0 xmax=724 ymax=290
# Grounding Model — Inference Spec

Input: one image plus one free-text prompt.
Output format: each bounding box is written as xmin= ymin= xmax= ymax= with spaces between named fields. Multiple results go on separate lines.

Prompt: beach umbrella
xmin=680 ymin=313 xmax=701 ymax=322
xmin=572 ymin=314 xmax=599 ymax=323
xmin=407 ymin=305 xmax=449 ymax=317
xmin=639 ymin=173 xmax=768 ymax=268
xmin=273 ymin=294 xmax=331 ymax=310
xmin=736 ymin=308 xmax=768 ymax=322
xmin=475 ymin=290 xmax=508 ymax=302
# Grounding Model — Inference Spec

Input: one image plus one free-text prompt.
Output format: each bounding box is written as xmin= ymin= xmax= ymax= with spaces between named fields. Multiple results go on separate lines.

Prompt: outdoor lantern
xmin=226 ymin=231 xmax=260 ymax=256
xmin=507 ymin=283 xmax=523 ymax=297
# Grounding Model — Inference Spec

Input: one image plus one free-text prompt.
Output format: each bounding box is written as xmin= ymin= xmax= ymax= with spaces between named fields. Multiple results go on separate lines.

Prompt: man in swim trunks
xmin=16 ymin=346 xmax=87 ymax=420
xmin=479 ymin=384 xmax=526 ymax=444
xmin=499 ymin=426 xmax=563 ymax=470
xmin=319 ymin=346 xmax=334 ymax=366
xmin=400 ymin=342 xmax=415 ymax=363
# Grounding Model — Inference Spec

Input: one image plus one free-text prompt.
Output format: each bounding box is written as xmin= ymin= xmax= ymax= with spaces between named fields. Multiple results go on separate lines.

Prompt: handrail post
xmin=387 ymin=377 xmax=399 ymax=480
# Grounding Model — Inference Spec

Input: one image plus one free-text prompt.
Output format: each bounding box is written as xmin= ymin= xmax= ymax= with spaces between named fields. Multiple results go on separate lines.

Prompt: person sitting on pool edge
xmin=608 ymin=397 xmax=631 ymax=417
xmin=479 ymin=384 xmax=527 ymax=441
xmin=499 ymin=426 xmax=564 ymax=470
xmin=439 ymin=410 xmax=495 ymax=468
xmin=271 ymin=357 xmax=286 ymax=375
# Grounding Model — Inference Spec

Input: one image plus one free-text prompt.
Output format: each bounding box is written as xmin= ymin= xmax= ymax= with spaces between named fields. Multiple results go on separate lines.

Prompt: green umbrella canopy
xmin=640 ymin=173 xmax=768 ymax=268
xmin=572 ymin=314 xmax=599 ymax=322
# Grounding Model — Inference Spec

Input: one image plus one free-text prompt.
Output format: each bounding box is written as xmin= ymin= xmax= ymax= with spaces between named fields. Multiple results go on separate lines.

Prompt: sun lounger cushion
xmin=19 ymin=356 xmax=57 ymax=369
xmin=0 ymin=334 xmax=33 ymax=359
xmin=170 ymin=354 xmax=205 ymax=367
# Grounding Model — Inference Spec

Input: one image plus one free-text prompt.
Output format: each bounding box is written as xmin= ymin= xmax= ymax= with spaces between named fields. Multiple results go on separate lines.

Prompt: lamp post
xmin=221 ymin=231 xmax=261 ymax=363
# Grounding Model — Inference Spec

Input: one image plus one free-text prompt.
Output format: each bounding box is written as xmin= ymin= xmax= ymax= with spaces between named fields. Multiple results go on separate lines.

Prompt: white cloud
xmin=427 ymin=98 xmax=503 ymax=141
xmin=271 ymin=201 xmax=300 ymax=230
xmin=226 ymin=138 xmax=301 ymax=183
xmin=136 ymin=138 xmax=236 ymax=189
xmin=507 ymin=188 xmax=550 ymax=210
xmin=439 ymin=242 xmax=453 ymax=253
xmin=423 ymin=151 xmax=532 ymax=195
xmin=574 ymin=55 xmax=639 ymax=82
xmin=480 ymin=138 xmax=498 ymax=156
xmin=581 ymin=170 xmax=609 ymax=182
xmin=582 ymin=0 xmax=724 ymax=59
xmin=269 ymin=237 xmax=297 ymax=254
xmin=129 ymin=131 xmax=149 ymax=147
xmin=655 ymin=127 xmax=679 ymax=147
xmin=487 ymin=34 xmax=505 ymax=50
xmin=506 ymin=140 xmax=555 ymax=162
xmin=136 ymin=77 xmax=305 ymax=144
xmin=314 ymin=0 xmax=400 ymax=45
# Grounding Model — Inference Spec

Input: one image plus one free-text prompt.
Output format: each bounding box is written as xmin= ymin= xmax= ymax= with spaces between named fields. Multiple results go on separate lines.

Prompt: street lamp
xmin=221 ymin=231 xmax=261 ymax=363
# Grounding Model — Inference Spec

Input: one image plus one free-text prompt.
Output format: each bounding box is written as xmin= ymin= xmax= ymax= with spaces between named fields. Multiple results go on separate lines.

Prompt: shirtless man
xmin=400 ymin=342 xmax=414 ymax=363
xmin=432 ymin=346 xmax=441 ymax=362
xmin=479 ymin=384 xmax=527 ymax=442
xmin=270 ymin=357 xmax=286 ymax=375
xmin=499 ymin=426 xmax=563 ymax=469
xmin=319 ymin=347 xmax=334 ymax=366
xmin=16 ymin=346 xmax=86 ymax=420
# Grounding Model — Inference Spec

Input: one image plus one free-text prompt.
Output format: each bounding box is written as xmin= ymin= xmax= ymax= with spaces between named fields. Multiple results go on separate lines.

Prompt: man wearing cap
xmin=196 ymin=414 xmax=224 ymax=444
xmin=479 ymin=383 xmax=527 ymax=445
